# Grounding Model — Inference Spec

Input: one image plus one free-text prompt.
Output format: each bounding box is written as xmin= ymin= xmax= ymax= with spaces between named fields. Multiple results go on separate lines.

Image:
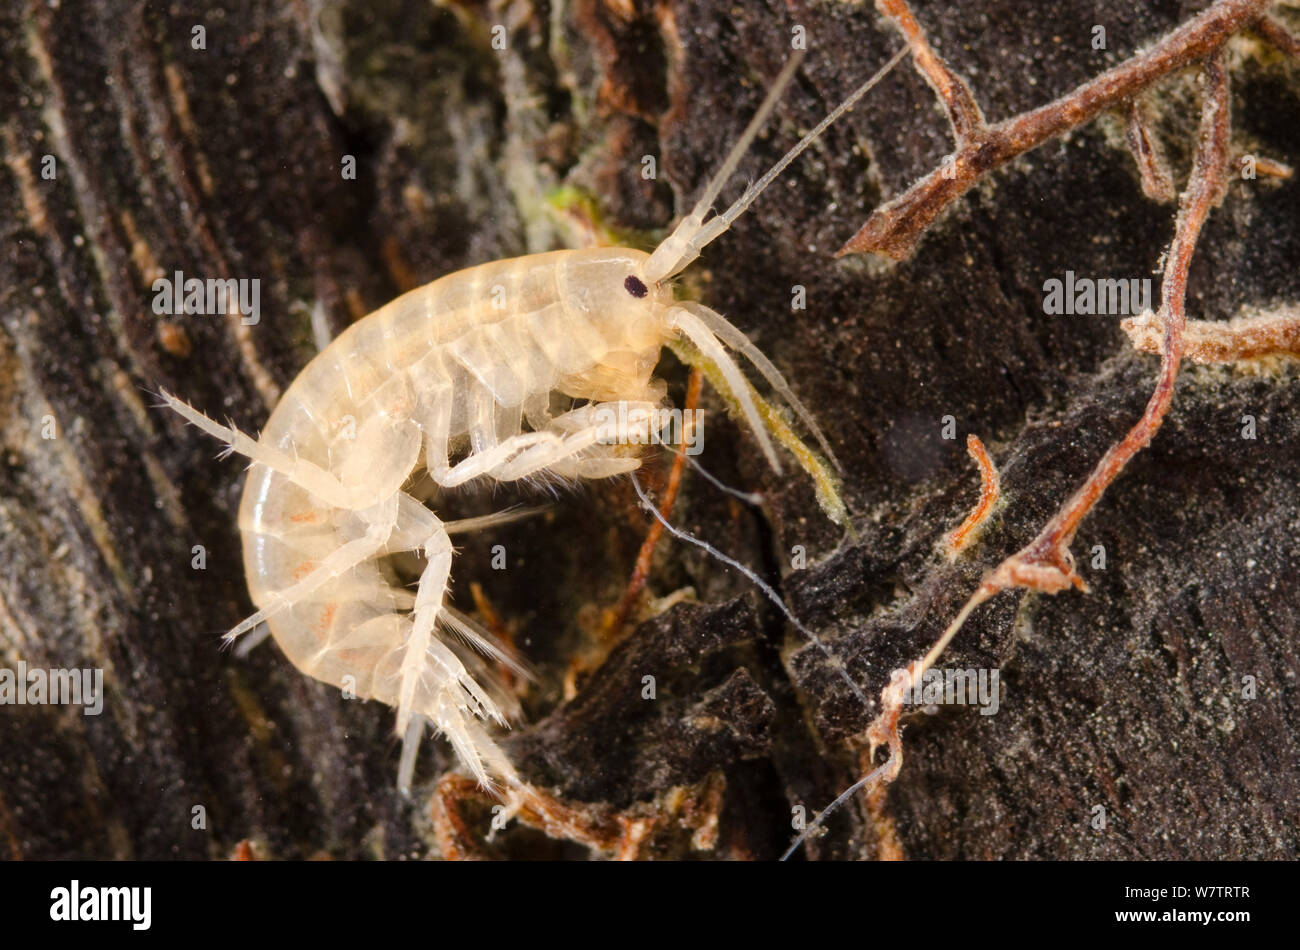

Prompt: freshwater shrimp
xmin=162 ymin=46 xmax=906 ymax=796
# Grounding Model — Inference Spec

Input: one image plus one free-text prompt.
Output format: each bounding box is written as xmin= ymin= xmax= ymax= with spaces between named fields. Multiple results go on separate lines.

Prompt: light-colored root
xmin=780 ymin=662 xmax=920 ymax=861
xmin=863 ymin=662 xmax=922 ymax=786
xmin=781 ymin=580 xmax=997 ymax=860
xmin=685 ymin=454 xmax=764 ymax=506
xmin=630 ymin=472 xmax=868 ymax=710
xmin=1122 ymin=304 xmax=1300 ymax=365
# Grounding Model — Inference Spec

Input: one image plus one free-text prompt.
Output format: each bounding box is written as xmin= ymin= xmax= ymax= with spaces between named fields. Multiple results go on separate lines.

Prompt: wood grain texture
xmin=1 ymin=0 xmax=1296 ymax=859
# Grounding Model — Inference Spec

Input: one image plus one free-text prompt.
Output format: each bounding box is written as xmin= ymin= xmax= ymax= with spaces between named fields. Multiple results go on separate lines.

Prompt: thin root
xmin=790 ymin=48 xmax=1236 ymax=860
xmin=945 ymin=434 xmax=1001 ymax=559
xmin=1122 ymin=304 xmax=1300 ymax=365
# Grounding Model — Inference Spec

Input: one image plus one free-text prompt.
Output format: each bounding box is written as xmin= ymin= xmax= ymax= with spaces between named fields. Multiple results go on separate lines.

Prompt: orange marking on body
xmin=314 ymin=603 xmax=338 ymax=636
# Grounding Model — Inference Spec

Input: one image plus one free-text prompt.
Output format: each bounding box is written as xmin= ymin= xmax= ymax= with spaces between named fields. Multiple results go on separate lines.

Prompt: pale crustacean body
xmin=162 ymin=49 xmax=904 ymax=796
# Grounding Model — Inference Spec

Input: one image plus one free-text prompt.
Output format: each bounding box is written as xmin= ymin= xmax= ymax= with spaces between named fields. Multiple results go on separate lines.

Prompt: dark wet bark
xmin=1 ymin=0 xmax=1296 ymax=859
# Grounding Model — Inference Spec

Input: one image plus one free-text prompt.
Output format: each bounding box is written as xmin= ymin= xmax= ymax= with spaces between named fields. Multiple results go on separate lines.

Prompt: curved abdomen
xmin=234 ymin=249 xmax=649 ymax=707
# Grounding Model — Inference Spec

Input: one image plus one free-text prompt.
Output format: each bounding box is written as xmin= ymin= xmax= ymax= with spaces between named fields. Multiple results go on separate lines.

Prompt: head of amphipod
xmin=558 ymin=48 xmax=906 ymax=478
xmin=560 ymin=248 xmax=677 ymax=351
xmin=554 ymin=240 xmax=834 ymax=477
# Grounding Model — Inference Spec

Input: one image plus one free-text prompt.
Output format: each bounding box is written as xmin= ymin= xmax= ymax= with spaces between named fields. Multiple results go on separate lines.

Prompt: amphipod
xmin=163 ymin=48 xmax=905 ymax=795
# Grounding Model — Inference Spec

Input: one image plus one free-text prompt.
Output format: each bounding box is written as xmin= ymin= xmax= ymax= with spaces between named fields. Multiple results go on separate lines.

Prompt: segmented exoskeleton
xmin=163 ymin=48 xmax=905 ymax=795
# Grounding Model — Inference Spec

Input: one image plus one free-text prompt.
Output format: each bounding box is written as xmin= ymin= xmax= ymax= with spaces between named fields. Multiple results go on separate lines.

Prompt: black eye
xmin=624 ymin=275 xmax=648 ymax=298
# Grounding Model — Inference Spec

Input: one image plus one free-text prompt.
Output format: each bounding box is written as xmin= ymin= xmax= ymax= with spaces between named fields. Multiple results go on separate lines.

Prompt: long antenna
xmin=701 ymin=44 xmax=910 ymax=246
xmin=644 ymin=45 xmax=907 ymax=283
xmin=682 ymin=51 xmax=808 ymax=226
